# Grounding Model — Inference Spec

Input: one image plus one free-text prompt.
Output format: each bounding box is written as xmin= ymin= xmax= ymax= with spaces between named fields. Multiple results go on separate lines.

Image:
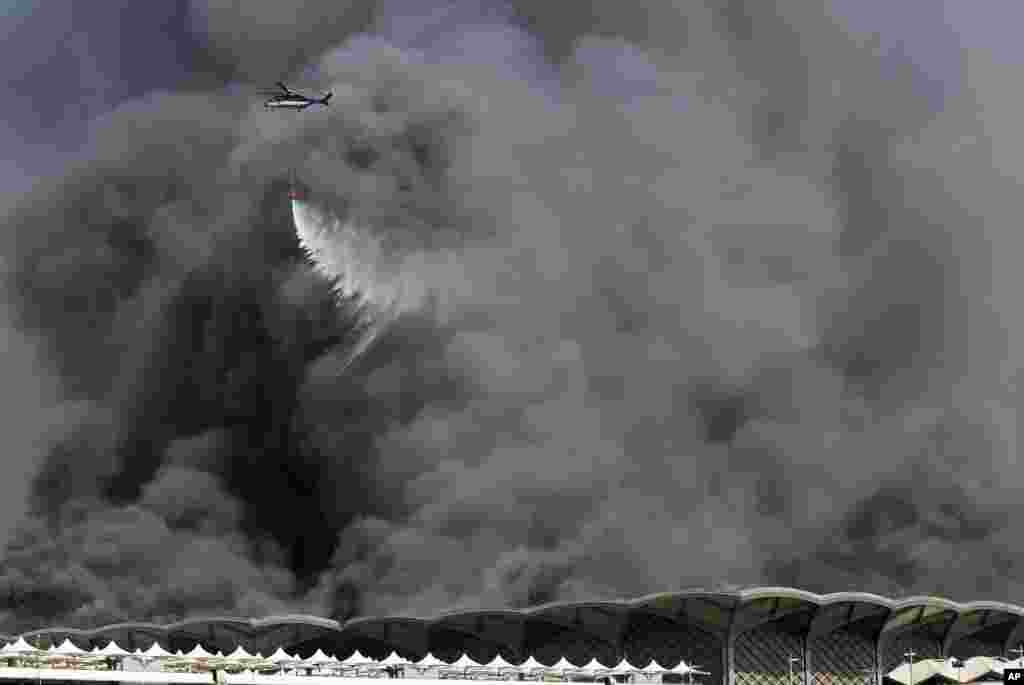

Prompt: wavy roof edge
xmin=11 ymin=587 xmax=1024 ymax=637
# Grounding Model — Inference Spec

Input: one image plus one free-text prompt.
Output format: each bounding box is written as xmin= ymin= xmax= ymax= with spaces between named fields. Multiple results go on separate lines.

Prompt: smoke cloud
xmin=3 ymin=0 xmax=1024 ymax=632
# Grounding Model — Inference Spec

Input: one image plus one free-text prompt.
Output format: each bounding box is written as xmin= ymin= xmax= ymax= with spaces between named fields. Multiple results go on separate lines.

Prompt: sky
xmin=3 ymin=0 xmax=1024 ymax=631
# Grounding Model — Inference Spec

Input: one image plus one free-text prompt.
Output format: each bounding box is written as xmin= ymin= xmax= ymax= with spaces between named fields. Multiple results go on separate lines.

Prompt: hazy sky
xmin=3 ymin=0 xmax=1024 ymax=631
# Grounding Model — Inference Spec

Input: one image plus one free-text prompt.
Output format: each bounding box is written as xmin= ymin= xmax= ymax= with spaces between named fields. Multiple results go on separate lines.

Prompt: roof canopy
xmin=14 ymin=587 xmax=1024 ymax=671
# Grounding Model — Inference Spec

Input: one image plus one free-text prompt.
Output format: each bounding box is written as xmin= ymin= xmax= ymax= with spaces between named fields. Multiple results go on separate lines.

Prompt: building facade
xmin=5 ymin=588 xmax=1024 ymax=685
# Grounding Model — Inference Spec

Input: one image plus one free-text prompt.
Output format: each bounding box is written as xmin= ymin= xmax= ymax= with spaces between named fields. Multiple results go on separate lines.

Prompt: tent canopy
xmin=267 ymin=647 xmax=298 ymax=664
xmin=0 ymin=641 xmax=24 ymax=656
xmin=95 ymin=641 xmax=133 ymax=657
xmin=3 ymin=637 xmax=41 ymax=654
xmin=413 ymin=654 xmax=448 ymax=669
xmin=638 ymin=659 xmax=668 ymax=674
xmin=306 ymin=649 xmax=334 ymax=664
xmin=604 ymin=659 xmax=637 ymax=674
xmin=519 ymin=656 xmax=547 ymax=671
xmin=340 ymin=650 xmax=374 ymax=667
xmin=378 ymin=652 xmax=409 ymax=667
xmin=49 ymin=639 xmax=88 ymax=656
xmin=448 ymin=654 xmax=481 ymax=669
xmin=184 ymin=645 xmax=217 ymax=659
xmin=552 ymin=657 xmax=578 ymax=671
xmin=486 ymin=655 xmax=516 ymax=670
xmin=938 ymin=656 xmax=1002 ymax=683
xmin=141 ymin=643 xmax=175 ymax=659
xmin=224 ymin=646 xmax=257 ymax=661
xmin=887 ymin=660 xmax=944 ymax=685
xmin=579 ymin=658 xmax=607 ymax=673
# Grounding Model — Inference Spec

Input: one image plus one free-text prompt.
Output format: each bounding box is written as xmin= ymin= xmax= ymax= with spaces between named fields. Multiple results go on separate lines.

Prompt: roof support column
xmin=874 ymin=630 xmax=883 ymax=685
xmin=724 ymin=629 xmax=735 ymax=685
xmin=801 ymin=631 xmax=810 ymax=685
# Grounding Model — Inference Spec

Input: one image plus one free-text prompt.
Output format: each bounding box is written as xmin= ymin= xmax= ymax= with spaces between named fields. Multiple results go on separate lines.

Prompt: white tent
xmin=485 ymin=654 xmax=518 ymax=674
xmin=938 ymin=657 xmax=1004 ymax=683
xmin=414 ymin=654 xmax=448 ymax=668
xmin=4 ymin=637 xmax=42 ymax=655
xmin=224 ymin=646 xmax=257 ymax=661
xmin=49 ymin=638 xmax=89 ymax=656
xmin=520 ymin=656 xmax=548 ymax=672
xmin=95 ymin=641 xmax=133 ymax=657
xmin=267 ymin=647 xmax=299 ymax=664
xmin=185 ymin=644 xmax=217 ymax=659
xmin=307 ymin=649 xmax=335 ymax=665
xmin=604 ymin=659 xmax=637 ymax=675
xmin=638 ymin=659 xmax=667 ymax=676
xmin=448 ymin=653 xmax=483 ymax=672
xmin=0 ymin=642 xmax=19 ymax=656
xmin=341 ymin=650 xmax=374 ymax=668
xmin=887 ymin=659 xmax=945 ymax=685
xmin=553 ymin=657 xmax=579 ymax=673
xmin=142 ymin=642 xmax=176 ymax=659
xmin=668 ymin=661 xmax=692 ymax=675
xmin=379 ymin=652 xmax=410 ymax=667
xmin=578 ymin=658 xmax=608 ymax=675
xmin=228 ymin=647 xmax=271 ymax=671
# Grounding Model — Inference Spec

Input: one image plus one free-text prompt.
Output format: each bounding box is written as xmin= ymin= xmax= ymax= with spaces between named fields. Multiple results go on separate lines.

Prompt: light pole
xmin=788 ymin=657 xmax=801 ymax=685
xmin=904 ymin=652 xmax=916 ymax=685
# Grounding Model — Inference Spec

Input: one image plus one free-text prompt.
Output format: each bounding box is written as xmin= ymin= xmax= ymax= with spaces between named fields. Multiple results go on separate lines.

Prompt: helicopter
xmin=263 ymin=82 xmax=332 ymax=110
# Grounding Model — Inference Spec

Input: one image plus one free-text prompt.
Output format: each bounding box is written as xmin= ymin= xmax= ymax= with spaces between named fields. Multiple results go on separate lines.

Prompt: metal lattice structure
xmin=809 ymin=628 xmax=876 ymax=685
xmin=734 ymin=625 xmax=803 ymax=685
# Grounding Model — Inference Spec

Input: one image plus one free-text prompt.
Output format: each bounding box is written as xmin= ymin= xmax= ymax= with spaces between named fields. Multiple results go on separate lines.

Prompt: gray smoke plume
xmin=3 ymin=0 xmax=1024 ymax=632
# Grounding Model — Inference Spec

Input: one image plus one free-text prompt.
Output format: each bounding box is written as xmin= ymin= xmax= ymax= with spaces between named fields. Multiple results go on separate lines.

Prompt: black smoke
xmin=3 ymin=0 xmax=1024 ymax=633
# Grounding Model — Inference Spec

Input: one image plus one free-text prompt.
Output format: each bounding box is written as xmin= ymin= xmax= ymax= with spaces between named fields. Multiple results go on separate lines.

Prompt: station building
xmin=4 ymin=587 xmax=1023 ymax=685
